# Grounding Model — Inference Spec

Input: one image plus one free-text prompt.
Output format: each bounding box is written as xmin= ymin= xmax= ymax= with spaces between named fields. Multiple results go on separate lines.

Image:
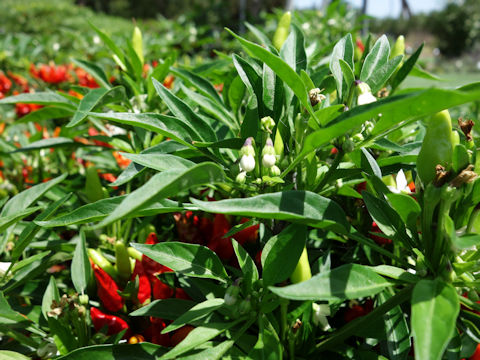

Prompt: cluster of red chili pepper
xmin=89 ymin=213 xmax=259 ymax=346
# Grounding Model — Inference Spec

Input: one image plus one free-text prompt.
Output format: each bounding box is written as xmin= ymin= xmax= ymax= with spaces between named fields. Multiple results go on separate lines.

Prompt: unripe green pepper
xmin=390 ymin=35 xmax=405 ymax=59
xmin=132 ymin=26 xmax=144 ymax=65
xmin=85 ymin=165 xmax=104 ymax=203
xmin=273 ymin=12 xmax=291 ymax=50
xmin=115 ymin=241 xmax=131 ymax=281
xmin=416 ymin=110 xmax=453 ymax=185
xmin=88 ymin=248 xmax=117 ymax=279
xmin=290 ymin=247 xmax=312 ymax=284
xmin=127 ymin=246 xmax=143 ymax=261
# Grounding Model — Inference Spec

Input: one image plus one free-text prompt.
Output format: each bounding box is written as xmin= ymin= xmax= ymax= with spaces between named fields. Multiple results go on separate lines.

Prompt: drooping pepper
xmin=90 ymin=306 xmax=129 ymax=336
xmin=416 ymin=110 xmax=454 ymax=185
xmin=93 ymin=264 xmax=124 ymax=312
xmin=141 ymin=232 xmax=173 ymax=278
xmin=115 ymin=241 xmax=132 ymax=281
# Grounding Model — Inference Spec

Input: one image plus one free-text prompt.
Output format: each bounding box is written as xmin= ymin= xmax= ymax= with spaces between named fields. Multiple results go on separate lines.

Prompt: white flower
xmin=357 ymin=92 xmax=377 ymax=105
xmin=0 ymin=262 xmax=11 ymax=277
xmin=52 ymin=43 xmax=60 ymax=51
xmin=240 ymin=155 xmax=255 ymax=172
xmin=236 ymin=171 xmax=247 ymax=184
xmin=387 ymin=169 xmax=412 ymax=194
xmin=312 ymin=303 xmax=331 ymax=331
xmin=93 ymin=35 xmax=101 ymax=44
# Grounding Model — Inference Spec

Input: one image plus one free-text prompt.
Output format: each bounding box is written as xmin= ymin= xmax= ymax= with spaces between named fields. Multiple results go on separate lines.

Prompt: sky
xmin=295 ymin=0 xmax=447 ymax=18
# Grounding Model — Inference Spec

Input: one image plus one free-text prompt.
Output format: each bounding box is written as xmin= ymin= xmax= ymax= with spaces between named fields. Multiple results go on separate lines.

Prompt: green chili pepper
xmin=416 ymin=110 xmax=453 ymax=185
xmin=390 ymin=35 xmax=405 ymax=59
xmin=88 ymin=248 xmax=117 ymax=279
xmin=132 ymin=26 xmax=144 ymax=65
xmin=290 ymin=247 xmax=312 ymax=284
xmin=273 ymin=11 xmax=291 ymax=51
xmin=115 ymin=241 xmax=132 ymax=281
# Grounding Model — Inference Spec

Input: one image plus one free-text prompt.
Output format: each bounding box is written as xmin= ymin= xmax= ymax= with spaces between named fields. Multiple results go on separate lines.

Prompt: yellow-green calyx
xmin=261 ymin=116 xmax=275 ymax=133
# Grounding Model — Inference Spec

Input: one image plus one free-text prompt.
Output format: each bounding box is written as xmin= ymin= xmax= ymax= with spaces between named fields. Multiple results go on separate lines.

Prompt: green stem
xmin=280 ymin=299 xmax=289 ymax=343
xmin=313 ymin=149 xmax=344 ymax=193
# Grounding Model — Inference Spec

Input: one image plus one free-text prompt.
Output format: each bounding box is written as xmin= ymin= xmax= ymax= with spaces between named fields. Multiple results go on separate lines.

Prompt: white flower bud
xmin=355 ymin=80 xmax=377 ymax=105
xmin=270 ymin=165 xmax=281 ymax=176
xmin=312 ymin=303 xmax=331 ymax=331
xmin=240 ymin=155 xmax=256 ymax=172
xmin=262 ymin=154 xmax=276 ymax=168
xmin=236 ymin=171 xmax=247 ymax=184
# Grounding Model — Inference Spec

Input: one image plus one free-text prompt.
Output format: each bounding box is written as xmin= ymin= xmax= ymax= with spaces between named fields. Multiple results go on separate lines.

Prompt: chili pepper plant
xmin=2 ymin=12 xmax=480 ymax=360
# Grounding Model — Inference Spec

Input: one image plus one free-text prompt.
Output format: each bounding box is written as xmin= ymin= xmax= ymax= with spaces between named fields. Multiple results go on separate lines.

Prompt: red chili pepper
xmin=93 ymin=264 xmax=124 ymax=312
xmin=233 ymin=218 xmax=259 ymax=245
xmin=142 ymin=233 xmax=173 ymax=278
xmin=207 ymin=214 xmax=234 ymax=261
xmin=369 ymin=222 xmax=391 ymax=245
xmin=132 ymin=260 xmax=151 ymax=304
xmin=344 ymin=299 xmax=373 ymax=323
xmin=147 ymin=318 xmax=171 ymax=347
xmin=171 ymin=325 xmax=194 ymax=346
xmin=152 ymin=277 xmax=174 ymax=300
xmin=175 ymin=288 xmax=190 ymax=300
xmin=90 ymin=307 xmax=130 ymax=336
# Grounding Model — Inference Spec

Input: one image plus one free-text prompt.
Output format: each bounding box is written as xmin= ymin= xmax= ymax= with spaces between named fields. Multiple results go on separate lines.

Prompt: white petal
xmin=357 ymin=93 xmax=377 ymax=105
xmin=240 ymin=155 xmax=256 ymax=172
xmin=396 ymin=169 xmax=408 ymax=191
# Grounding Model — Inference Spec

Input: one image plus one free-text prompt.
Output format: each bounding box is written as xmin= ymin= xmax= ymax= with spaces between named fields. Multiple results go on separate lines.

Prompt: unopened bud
xmin=270 ymin=165 xmax=281 ymax=177
xmin=343 ymin=138 xmax=355 ymax=153
xmin=238 ymin=296 xmax=252 ymax=315
xmin=224 ymin=285 xmax=240 ymax=306
xmin=262 ymin=138 xmax=276 ymax=168
xmin=240 ymin=155 xmax=255 ymax=172
xmin=79 ymin=294 xmax=89 ymax=305
xmin=261 ymin=116 xmax=275 ymax=133
xmin=236 ymin=171 xmax=247 ymax=184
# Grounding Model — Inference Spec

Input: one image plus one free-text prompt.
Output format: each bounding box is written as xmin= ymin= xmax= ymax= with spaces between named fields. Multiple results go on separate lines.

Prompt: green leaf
xmin=89 ymin=112 xmax=197 ymax=148
xmin=269 ymin=264 xmax=390 ymax=301
xmin=360 ymin=35 xmax=390 ymax=83
xmin=88 ymin=21 xmax=127 ymax=71
xmin=130 ymin=299 xmax=195 ymax=319
xmin=329 ymin=33 xmax=354 ymax=100
xmin=410 ymin=65 xmax=442 ymax=81
xmin=162 ymin=298 xmax=224 ymax=334
xmin=12 ymin=137 xmax=77 ymax=153
xmin=12 ymin=193 xmax=72 ymax=260
xmin=56 ymin=343 xmax=166 ymax=359
xmin=0 ymin=207 xmax=42 ymax=234
xmin=248 ymin=316 xmax=282 ymax=360
xmin=68 ymin=86 xmax=126 ymax=127
xmin=261 ymin=224 xmax=307 ymax=286
xmin=231 ymin=239 xmax=258 ymax=291
xmin=190 ymin=191 xmax=349 ymax=233
xmin=0 ymin=351 xmax=31 ymax=360
xmin=298 ymin=84 xmax=480 ymax=165
xmin=132 ymin=242 xmax=229 ymax=282
xmin=36 ymin=197 xmax=182 ymax=228
xmin=0 ymin=92 xmax=74 ymax=107
xmin=15 ymin=106 xmax=73 ymax=124
xmin=0 ymin=291 xmax=31 ymax=325
xmin=360 ymin=148 xmax=382 ymax=178
xmin=280 ymin=23 xmax=307 ymax=74
xmin=42 ymin=276 xmax=60 ymax=320
xmin=379 ymin=290 xmax=410 ymax=360
xmin=452 ymin=234 xmax=480 ymax=250
xmin=120 ymin=153 xmax=195 ymax=172
xmin=177 ymin=340 xmax=235 ymax=360
xmin=227 ymin=28 xmax=316 ymax=119
xmin=363 ymin=191 xmax=411 ymax=246
xmin=171 ymin=67 xmax=223 ymax=105
xmin=71 ymin=58 xmax=111 ymax=89
xmin=160 ymin=321 xmax=240 ymax=360
xmin=245 ymin=22 xmax=272 ymax=47
xmin=152 ymin=78 xmax=216 ymax=142
xmin=367 ymin=55 xmax=403 ymax=93
xmin=71 ymin=231 xmax=91 ymax=294
xmin=309 ymin=104 xmax=345 ymax=129
xmin=386 ymin=193 xmax=421 ymax=231
xmin=180 ymin=85 xmax=238 ymax=131
xmin=338 ymin=59 xmax=354 ymax=97
xmin=93 ymin=163 xmax=224 ymax=229
xmin=391 ymin=43 xmax=424 ymax=91
xmin=411 ymin=279 xmax=460 ymax=360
